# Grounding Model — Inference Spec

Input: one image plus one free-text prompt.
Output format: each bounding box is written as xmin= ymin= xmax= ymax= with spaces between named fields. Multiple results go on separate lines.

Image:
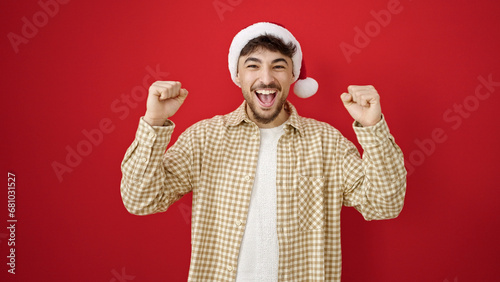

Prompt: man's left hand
xmin=340 ymin=85 xmax=382 ymax=127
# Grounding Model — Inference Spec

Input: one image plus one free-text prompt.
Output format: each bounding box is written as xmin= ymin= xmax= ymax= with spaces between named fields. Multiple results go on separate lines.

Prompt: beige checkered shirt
xmin=121 ymin=101 xmax=406 ymax=281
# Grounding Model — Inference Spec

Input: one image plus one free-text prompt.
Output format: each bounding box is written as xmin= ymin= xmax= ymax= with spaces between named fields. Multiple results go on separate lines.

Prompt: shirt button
xmin=227 ymin=265 xmax=234 ymax=272
xmin=244 ymin=175 xmax=251 ymax=181
xmin=148 ymin=132 xmax=156 ymax=139
xmin=235 ymin=220 xmax=243 ymax=226
xmin=141 ymin=158 xmax=148 ymax=163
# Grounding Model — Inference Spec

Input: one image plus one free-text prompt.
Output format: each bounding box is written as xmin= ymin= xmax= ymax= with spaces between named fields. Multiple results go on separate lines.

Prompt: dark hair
xmin=239 ymin=34 xmax=297 ymax=59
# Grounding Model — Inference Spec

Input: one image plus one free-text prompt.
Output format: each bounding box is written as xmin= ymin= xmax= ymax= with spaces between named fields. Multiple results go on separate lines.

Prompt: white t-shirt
xmin=236 ymin=124 xmax=285 ymax=282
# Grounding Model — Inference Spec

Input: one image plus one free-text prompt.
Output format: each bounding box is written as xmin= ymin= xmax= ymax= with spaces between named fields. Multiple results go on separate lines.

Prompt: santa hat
xmin=228 ymin=22 xmax=318 ymax=98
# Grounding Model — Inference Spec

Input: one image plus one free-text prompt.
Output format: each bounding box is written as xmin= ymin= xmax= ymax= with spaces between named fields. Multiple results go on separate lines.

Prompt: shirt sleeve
xmin=341 ymin=116 xmax=407 ymax=220
xmin=120 ymin=117 xmax=193 ymax=215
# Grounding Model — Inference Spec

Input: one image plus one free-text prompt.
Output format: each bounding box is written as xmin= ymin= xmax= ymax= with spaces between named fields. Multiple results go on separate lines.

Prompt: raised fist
xmin=144 ymin=81 xmax=188 ymax=126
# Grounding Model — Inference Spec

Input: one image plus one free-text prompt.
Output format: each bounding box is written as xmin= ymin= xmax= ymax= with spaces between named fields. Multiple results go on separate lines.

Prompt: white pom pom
xmin=293 ymin=77 xmax=319 ymax=98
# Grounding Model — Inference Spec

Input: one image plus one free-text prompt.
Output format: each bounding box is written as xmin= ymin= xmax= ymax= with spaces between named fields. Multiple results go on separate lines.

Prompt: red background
xmin=1 ymin=0 xmax=499 ymax=281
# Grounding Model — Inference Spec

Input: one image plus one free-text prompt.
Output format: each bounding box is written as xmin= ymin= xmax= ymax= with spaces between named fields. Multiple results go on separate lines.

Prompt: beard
xmin=246 ymin=95 xmax=287 ymax=124
xmin=244 ymin=82 xmax=287 ymax=125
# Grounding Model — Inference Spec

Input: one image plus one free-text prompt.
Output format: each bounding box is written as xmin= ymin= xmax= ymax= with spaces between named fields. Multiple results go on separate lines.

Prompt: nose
xmin=259 ymin=67 xmax=275 ymax=86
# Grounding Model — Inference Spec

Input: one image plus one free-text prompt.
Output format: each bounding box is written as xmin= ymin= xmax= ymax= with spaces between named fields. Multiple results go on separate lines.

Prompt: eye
xmin=273 ymin=65 xmax=286 ymax=70
xmin=246 ymin=64 xmax=258 ymax=69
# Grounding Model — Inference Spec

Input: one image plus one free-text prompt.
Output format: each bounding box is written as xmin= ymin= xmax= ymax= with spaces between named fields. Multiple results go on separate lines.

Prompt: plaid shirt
xmin=121 ymin=101 xmax=407 ymax=281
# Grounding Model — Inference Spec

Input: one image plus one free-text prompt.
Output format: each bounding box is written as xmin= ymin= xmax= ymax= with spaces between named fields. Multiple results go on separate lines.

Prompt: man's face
xmin=236 ymin=48 xmax=294 ymax=128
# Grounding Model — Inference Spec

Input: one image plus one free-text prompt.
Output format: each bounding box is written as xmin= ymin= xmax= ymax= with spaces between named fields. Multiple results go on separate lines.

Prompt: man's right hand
xmin=144 ymin=81 xmax=188 ymax=126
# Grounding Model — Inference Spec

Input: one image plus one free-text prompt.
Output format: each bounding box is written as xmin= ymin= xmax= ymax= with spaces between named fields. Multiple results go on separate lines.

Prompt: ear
xmin=235 ymin=70 xmax=241 ymax=85
xmin=289 ymin=58 xmax=295 ymax=81
xmin=290 ymin=69 xmax=295 ymax=83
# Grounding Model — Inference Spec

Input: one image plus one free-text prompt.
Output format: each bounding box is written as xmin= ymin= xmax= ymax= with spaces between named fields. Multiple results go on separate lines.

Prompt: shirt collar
xmin=225 ymin=101 xmax=304 ymax=136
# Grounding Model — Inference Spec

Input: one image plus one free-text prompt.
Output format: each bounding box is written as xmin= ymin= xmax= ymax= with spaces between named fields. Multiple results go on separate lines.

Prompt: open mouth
xmin=255 ymin=89 xmax=277 ymax=108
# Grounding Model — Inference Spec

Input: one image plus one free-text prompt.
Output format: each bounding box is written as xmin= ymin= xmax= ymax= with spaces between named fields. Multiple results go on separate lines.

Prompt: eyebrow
xmin=244 ymin=57 xmax=289 ymax=65
xmin=244 ymin=57 xmax=261 ymax=64
xmin=271 ymin=58 xmax=289 ymax=65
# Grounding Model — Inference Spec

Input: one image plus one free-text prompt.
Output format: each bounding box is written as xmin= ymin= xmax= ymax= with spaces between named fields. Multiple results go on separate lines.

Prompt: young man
xmin=121 ymin=22 xmax=407 ymax=281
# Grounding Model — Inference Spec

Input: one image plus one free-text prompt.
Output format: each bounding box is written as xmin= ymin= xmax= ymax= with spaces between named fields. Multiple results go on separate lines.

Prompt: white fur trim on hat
xmin=228 ymin=22 xmax=318 ymax=98
xmin=294 ymin=77 xmax=319 ymax=98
